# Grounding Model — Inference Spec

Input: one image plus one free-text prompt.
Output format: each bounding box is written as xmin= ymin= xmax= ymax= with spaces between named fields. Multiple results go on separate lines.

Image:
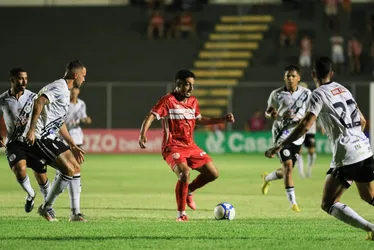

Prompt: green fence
xmin=194 ymin=131 xmax=332 ymax=154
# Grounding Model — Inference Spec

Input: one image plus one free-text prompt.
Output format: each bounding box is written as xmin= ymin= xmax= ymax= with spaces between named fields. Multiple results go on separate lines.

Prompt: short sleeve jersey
xmin=0 ymin=89 xmax=37 ymax=144
xmin=35 ymin=79 xmax=70 ymax=139
xmin=267 ymin=85 xmax=311 ymax=145
xmin=151 ymin=93 xmax=201 ymax=151
xmin=307 ymin=81 xmax=372 ymax=167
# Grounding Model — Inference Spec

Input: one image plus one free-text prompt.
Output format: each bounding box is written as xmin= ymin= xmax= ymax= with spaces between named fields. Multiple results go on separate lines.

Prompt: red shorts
xmin=163 ymin=145 xmax=212 ymax=171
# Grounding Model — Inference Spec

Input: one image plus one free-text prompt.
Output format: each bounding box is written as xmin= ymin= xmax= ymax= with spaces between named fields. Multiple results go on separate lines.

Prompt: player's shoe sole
xmin=187 ymin=194 xmax=196 ymax=210
xmin=69 ymin=213 xmax=87 ymax=222
xmin=25 ymin=194 xmax=35 ymax=213
xmin=38 ymin=204 xmax=58 ymax=222
xmin=261 ymin=172 xmax=270 ymax=195
xmin=291 ymin=204 xmax=301 ymax=213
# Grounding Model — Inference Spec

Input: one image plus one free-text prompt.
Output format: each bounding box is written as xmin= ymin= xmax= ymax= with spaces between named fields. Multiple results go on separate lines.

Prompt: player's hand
xmin=71 ymin=145 xmax=86 ymax=164
xmin=139 ymin=135 xmax=147 ymax=149
xmin=265 ymin=146 xmax=281 ymax=158
xmin=267 ymin=107 xmax=278 ymax=119
xmin=0 ymin=137 xmax=5 ymax=148
xmin=222 ymin=113 xmax=235 ymax=123
xmin=81 ymin=117 xmax=92 ymax=125
xmin=25 ymin=130 xmax=35 ymax=146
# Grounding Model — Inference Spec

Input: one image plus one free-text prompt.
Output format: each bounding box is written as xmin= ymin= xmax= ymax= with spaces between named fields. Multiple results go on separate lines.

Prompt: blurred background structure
xmin=0 ymin=0 xmax=373 ymax=153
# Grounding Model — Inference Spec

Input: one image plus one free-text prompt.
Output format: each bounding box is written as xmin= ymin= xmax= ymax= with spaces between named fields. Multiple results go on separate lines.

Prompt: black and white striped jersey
xmin=267 ymin=85 xmax=311 ymax=145
xmin=0 ymin=89 xmax=37 ymax=144
xmin=307 ymin=81 xmax=372 ymax=167
xmin=35 ymin=79 xmax=70 ymax=139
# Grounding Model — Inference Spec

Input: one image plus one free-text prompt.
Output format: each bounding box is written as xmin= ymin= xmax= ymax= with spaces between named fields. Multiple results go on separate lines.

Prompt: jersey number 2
xmin=333 ymin=99 xmax=361 ymax=128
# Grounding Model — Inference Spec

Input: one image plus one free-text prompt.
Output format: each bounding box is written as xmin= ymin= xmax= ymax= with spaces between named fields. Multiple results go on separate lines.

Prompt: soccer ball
xmin=213 ymin=202 xmax=235 ymax=220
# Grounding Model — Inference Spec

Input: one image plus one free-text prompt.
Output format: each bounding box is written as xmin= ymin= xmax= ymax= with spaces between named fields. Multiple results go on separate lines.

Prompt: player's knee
xmin=11 ymin=164 xmax=26 ymax=176
xmin=210 ymin=168 xmax=219 ymax=180
xmin=73 ymin=162 xmax=81 ymax=174
xmin=321 ymin=200 xmax=333 ymax=213
xmin=360 ymin=195 xmax=374 ymax=205
xmin=179 ymin=169 xmax=190 ymax=182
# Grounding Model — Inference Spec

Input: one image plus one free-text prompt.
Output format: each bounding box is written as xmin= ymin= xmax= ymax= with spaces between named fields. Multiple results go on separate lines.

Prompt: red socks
xmin=175 ymin=180 xmax=188 ymax=211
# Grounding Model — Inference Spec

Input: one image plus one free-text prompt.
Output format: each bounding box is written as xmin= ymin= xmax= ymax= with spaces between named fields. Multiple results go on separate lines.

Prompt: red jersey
xmin=151 ymin=93 xmax=201 ymax=151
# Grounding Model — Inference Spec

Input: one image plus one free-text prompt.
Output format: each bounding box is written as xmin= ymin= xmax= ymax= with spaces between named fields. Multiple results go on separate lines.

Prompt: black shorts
xmin=30 ymin=137 xmax=70 ymax=165
xmin=5 ymin=141 xmax=47 ymax=174
xmin=278 ymin=143 xmax=301 ymax=166
xmin=304 ymin=134 xmax=316 ymax=148
xmin=326 ymin=156 xmax=374 ymax=188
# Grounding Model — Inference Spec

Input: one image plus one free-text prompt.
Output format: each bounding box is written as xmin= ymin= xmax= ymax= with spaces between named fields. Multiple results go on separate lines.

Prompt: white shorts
xmin=299 ymin=55 xmax=311 ymax=67
xmin=332 ymin=52 xmax=344 ymax=64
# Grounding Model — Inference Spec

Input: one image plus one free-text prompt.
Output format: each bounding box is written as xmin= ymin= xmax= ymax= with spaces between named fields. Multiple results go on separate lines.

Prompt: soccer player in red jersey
xmin=139 ymin=70 xmax=235 ymax=221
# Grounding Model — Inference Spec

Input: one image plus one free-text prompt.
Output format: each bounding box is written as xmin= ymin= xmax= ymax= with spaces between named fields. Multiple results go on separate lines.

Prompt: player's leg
xmin=296 ymin=145 xmax=305 ymax=178
xmin=33 ymin=138 xmax=74 ymax=221
xmin=356 ymin=181 xmax=374 ymax=240
xmin=11 ymin=160 xmax=36 ymax=212
xmin=28 ymin=155 xmax=50 ymax=202
xmin=186 ymin=148 xmax=216 ymax=210
xmin=282 ymin=159 xmax=300 ymax=212
xmin=306 ymin=134 xmax=316 ymax=177
xmin=67 ymin=163 xmax=86 ymax=222
xmin=6 ymin=142 xmax=36 ymax=212
xmin=188 ymin=161 xmax=219 ymax=210
xmin=33 ymin=171 xmax=50 ymax=202
xmin=173 ymin=162 xmax=190 ymax=221
xmin=261 ymin=167 xmax=283 ymax=195
xmin=322 ymin=174 xmax=374 ymax=234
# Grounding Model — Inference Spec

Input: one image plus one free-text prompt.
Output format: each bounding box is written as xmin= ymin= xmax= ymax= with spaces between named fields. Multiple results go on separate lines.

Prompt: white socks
xmin=286 ymin=187 xmax=297 ymax=206
xmin=265 ymin=171 xmax=280 ymax=182
xmin=18 ymin=175 xmax=35 ymax=198
xmin=44 ymin=173 xmax=72 ymax=208
xmin=329 ymin=202 xmax=374 ymax=232
xmin=296 ymin=156 xmax=305 ymax=178
xmin=39 ymin=180 xmax=51 ymax=201
xmin=307 ymin=153 xmax=317 ymax=177
xmin=177 ymin=211 xmax=186 ymax=217
xmin=67 ymin=173 xmax=82 ymax=215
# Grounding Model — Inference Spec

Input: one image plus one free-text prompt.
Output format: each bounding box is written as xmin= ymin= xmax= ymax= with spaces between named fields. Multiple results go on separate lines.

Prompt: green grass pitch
xmin=0 ymin=153 xmax=373 ymax=249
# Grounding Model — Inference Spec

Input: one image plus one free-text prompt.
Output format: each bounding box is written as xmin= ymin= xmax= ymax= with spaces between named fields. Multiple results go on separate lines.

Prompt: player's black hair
xmin=175 ymin=70 xmax=195 ymax=86
xmin=9 ymin=67 xmax=26 ymax=78
xmin=66 ymin=60 xmax=85 ymax=72
xmin=314 ymin=57 xmax=332 ymax=80
xmin=284 ymin=64 xmax=300 ymax=74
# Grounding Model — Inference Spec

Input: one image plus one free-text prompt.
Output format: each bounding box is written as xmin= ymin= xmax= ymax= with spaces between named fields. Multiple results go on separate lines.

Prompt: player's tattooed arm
xmin=139 ymin=112 xmax=157 ymax=149
xmin=26 ymin=95 xmax=49 ymax=145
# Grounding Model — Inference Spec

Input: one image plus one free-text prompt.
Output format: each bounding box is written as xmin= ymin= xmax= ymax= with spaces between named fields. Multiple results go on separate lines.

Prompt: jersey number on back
xmin=333 ymin=99 xmax=361 ymax=129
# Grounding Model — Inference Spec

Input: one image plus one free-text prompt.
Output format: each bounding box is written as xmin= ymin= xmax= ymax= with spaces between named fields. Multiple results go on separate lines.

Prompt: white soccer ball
xmin=214 ymin=202 xmax=235 ymax=220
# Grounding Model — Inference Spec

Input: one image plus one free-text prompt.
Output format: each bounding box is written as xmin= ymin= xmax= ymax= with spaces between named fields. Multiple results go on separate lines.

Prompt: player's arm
xmin=265 ymin=90 xmax=278 ymax=120
xmin=59 ymin=123 xmax=85 ymax=164
xmin=26 ymin=95 xmax=49 ymax=145
xmin=80 ymin=102 xmax=92 ymax=124
xmin=265 ymin=112 xmax=317 ymax=158
xmin=139 ymin=112 xmax=157 ymax=149
xmin=196 ymin=113 xmax=235 ymax=125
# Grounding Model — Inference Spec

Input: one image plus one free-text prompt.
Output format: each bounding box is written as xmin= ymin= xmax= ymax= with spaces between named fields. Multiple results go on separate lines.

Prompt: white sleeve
xmin=307 ymin=90 xmax=323 ymax=117
xmin=80 ymin=101 xmax=88 ymax=119
xmin=266 ymin=90 xmax=278 ymax=110
xmin=38 ymin=83 xmax=64 ymax=104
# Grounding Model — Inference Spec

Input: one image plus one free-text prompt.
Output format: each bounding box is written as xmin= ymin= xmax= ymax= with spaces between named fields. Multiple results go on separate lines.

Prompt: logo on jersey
xmin=296 ymin=100 xmax=303 ymax=107
xmin=172 ymin=153 xmax=180 ymax=159
xmin=331 ymin=87 xmax=346 ymax=96
xmin=8 ymin=154 xmax=16 ymax=162
xmin=282 ymin=149 xmax=290 ymax=157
